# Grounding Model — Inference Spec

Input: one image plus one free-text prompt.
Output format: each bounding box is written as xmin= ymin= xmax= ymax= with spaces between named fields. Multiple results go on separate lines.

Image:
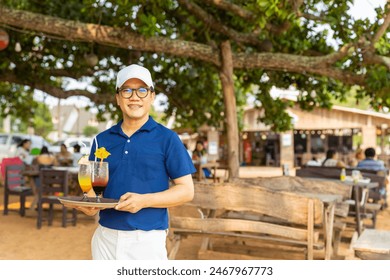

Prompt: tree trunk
xmin=219 ymin=41 xmax=240 ymax=180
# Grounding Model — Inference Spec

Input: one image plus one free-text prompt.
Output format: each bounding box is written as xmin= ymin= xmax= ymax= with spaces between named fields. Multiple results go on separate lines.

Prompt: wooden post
xmin=219 ymin=41 xmax=239 ymax=180
xmin=307 ymin=199 xmax=314 ymax=260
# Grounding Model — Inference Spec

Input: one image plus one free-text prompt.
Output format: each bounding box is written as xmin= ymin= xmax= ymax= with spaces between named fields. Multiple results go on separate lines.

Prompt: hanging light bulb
xmin=15 ymin=42 xmax=21 ymax=52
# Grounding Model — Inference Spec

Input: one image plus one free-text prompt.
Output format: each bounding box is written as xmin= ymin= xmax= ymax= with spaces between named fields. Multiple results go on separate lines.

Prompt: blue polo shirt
xmin=89 ymin=117 xmax=196 ymax=231
xmin=356 ymin=158 xmax=386 ymax=171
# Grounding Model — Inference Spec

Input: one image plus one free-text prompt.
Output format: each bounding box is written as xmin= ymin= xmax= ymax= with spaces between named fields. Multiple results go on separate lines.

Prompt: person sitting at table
xmin=357 ymin=147 xmax=386 ymax=171
xmin=357 ymin=147 xmax=388 ymax=208
xmin=72 ymin=144 xmax=83 ymax=167
xmin=56 ymin=143 xmax=73 ymax=166
xmin=192 ymin=140 xmax=212 ymax=178
xmin=29 ymin=146 xmax=58 ymax=193
xmin=35 ymin=146 xmax=58 ymax=168
xmin=15 ymin=139 xmax=32 ymax=165
xmin=322 ymin=149 xmax=347 ymax=168
xmin=349 ymin=148 xmax=365 ymax=167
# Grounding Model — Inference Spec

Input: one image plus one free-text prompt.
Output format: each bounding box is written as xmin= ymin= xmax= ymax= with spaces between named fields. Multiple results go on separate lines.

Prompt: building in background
xmin=242 ymin=104 xmax=390 ymax=168
xmin=49 ymin=105 xmax=114 ymax=142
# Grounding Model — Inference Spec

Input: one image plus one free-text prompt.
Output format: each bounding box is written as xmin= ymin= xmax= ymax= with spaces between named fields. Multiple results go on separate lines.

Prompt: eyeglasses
xmin=116 ymin=87 xmax=153 ymax=99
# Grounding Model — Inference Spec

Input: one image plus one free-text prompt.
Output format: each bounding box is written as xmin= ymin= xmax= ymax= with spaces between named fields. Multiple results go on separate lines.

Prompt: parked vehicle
xmin=0 ymin=133 xmax=52 ymax=162
xmin=48 ymin=137 xmax=92 ymax=155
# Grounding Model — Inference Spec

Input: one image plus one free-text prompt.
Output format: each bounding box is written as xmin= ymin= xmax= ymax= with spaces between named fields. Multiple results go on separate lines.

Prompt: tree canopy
xmin=0 ymin=0 xmax=389 ymax=177
xmin=1 ymin=1 xmax=389 ymax=127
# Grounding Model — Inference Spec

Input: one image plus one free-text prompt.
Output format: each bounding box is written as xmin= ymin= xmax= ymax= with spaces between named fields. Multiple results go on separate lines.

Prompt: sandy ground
xmin=0 ymin=166 xmax=389 ymax=260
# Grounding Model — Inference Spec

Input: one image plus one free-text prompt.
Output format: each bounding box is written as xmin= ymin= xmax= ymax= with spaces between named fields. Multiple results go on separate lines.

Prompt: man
xmin=357 ymin=147 xmax=388 ymax=208
xmin=76 ymin=64 xmax=196 ymax=260
xmin=357 ymin=147 xmax=386 ymax=171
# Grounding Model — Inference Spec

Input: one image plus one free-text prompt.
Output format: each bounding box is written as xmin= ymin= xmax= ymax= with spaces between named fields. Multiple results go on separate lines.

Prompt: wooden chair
xmin=37 ymin=169 xmax=77 ymax=229
xmin=3 ymin=164 xmax=33 ymax=216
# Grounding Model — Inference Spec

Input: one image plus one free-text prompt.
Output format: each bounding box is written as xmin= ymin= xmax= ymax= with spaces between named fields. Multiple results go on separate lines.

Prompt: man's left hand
xmin=115 ymin=192 xmax=146 ymax=213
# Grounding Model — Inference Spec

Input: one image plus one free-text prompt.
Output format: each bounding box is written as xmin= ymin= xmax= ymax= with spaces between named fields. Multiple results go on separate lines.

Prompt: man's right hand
xmin=74 ymin=206 xmax=102 ymax=216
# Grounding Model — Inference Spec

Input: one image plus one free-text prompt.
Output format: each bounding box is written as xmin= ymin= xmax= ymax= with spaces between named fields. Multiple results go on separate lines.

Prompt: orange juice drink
xmin=78 ymin=174 xmax=92 ymax=193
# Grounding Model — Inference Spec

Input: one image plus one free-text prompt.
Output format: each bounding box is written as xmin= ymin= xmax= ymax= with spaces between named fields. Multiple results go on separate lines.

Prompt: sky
xmin=349 ymin=0 xmax=386 ymax=20
xmin=34 ymin=0 xmax=387 ymax=111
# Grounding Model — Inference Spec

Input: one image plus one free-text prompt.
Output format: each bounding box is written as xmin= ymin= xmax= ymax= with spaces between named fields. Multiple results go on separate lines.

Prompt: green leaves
xmin=0 ymin=0 xmax=389 ymax=136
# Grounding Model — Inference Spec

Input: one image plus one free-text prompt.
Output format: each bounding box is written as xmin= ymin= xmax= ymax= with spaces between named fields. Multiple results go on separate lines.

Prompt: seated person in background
xmin=56 ymin=143 xmax=73 ymax=166
xmin=16 ymin=139 xmax=32 ymax=165
xmin=357 ymin=147 xmax=388 ymax=208
xmin=35 ymin=146 xmax=58 ymax=168
xmin=305 ymin=157 xmax=322 ymax=166
xmin=72 ymin=144 xmax=83 ymax=167
xmin=349 ymin=148 xmax=365 ymax=167
xmin=31 ymin=146 xmax=58 ymax=188
xmin=322 ymin=149 xmax=347 ymax=168
xmin=357 ymin=147 xmax=386 ymax=171
xmin=192 ymin=140 xmax=212 ymax=178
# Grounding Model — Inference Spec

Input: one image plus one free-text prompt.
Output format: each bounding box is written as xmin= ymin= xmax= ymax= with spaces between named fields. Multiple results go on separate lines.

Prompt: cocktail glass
xmin=91 ymin=161 xmax=109 ymax=203
xmin=78 ymin=162 xmax=92 ymax=201
xmin=352 ymin=170 xmax=361 ymax=184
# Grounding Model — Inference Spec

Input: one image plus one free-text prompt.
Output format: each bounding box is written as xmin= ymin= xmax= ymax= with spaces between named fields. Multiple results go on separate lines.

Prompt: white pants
xmin=91 ymin=224 xmax=168 ymax=260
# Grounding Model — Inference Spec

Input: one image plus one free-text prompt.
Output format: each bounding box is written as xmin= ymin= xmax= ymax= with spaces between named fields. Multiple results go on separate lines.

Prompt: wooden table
xmin=341 ymin=180 xmax=379 ymax=235
xmin=353 ymin=229 xmax=390 ymax=259
xmin=299 ymin=192 xmax=343 ymax=260
xmin=193 ymin=162 xmax=219 ymax=182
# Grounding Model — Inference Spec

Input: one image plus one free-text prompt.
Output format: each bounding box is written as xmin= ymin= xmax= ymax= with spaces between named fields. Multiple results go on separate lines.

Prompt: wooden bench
xmin=353 ymin=229 xmax=390 ymax=260
xmin=168 ymin=182 xmax=329 ymax=260
xmin=238 ymin=176 xmax=352 ymax=257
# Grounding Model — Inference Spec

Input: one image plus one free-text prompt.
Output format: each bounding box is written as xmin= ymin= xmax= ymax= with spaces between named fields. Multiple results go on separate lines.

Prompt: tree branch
xmin=371 ymin=2 xmax=390 ymax=46
xmin=234 ymin=52 xmax=366 ymax=86
xmin=199 ymin=0 xmax=291 ymax=35
xmin=321 ymin=44 xmax=353 ymax=65
xmin=178 ymin=0 xmax=264 ymax=48
xmin=291 ymin=0 xmax=332 ymax=22
xmin=0 ymin=73 xmax=111 ymax=103
xmin=0 ymin=5 xmax=220 ymax=65
xmin=201 ymin=0 xmax=255 ymax=20
xmin=0 ymin=6 xmax=382 ymax=90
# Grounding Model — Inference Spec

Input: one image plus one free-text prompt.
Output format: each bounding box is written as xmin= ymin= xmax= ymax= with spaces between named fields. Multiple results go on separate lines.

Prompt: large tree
xmin=0 ymin=0 xmax=389 ymax=179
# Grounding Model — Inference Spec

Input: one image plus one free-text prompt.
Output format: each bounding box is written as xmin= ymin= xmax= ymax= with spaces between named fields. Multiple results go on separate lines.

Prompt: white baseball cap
xmin=116 ymin=64 xmax=154 ymax=90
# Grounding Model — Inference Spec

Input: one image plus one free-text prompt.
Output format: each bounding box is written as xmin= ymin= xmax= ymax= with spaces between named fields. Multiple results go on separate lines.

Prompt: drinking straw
xmin=94 ymin=137 xmax=98 ymax=162
xmin=93 ymin=137 xmax=105 ymax=167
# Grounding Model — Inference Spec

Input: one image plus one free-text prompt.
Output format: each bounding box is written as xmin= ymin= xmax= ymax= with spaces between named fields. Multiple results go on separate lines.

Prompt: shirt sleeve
xmin=165 ymin=133 xmax=196 ymax=179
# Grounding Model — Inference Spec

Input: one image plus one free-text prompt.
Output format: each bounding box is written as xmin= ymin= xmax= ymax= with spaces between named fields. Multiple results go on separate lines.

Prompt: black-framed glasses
xmin=116 ymin=87 xmax=153 ymax=99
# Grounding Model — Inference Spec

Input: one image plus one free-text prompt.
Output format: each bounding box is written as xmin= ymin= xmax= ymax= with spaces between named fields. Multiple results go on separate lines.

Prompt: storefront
xmin=241 ymin=131 xmax=280 ymax=166
xmin=243 ymin=104 xmax=390 ymax=168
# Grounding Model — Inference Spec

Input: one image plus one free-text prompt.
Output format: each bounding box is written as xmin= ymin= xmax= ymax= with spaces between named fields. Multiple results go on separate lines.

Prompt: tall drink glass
xmin=78 ymin=162 xmax=92 ymax=201
xmin=91 ymin=161 xmax=109 ymax=202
